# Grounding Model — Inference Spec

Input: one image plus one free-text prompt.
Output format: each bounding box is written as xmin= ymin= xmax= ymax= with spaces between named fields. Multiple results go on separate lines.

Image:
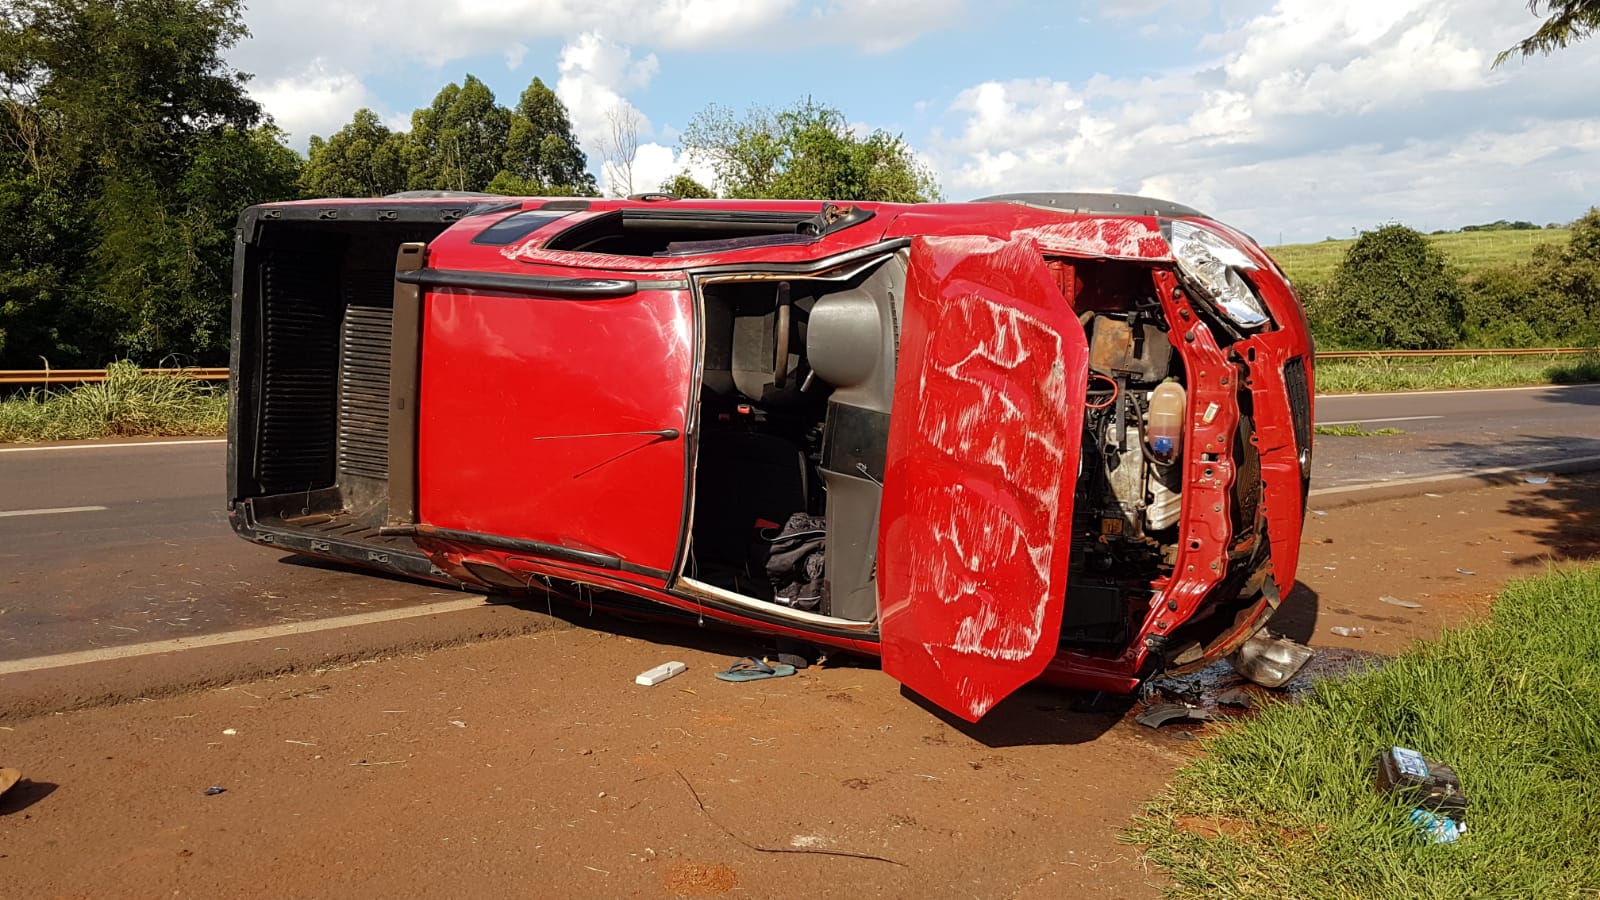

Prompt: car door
xmin=877 ymin=235 xmax=1089 ymax=721
xmin=414 ymin=274 xmax=694 ymax=583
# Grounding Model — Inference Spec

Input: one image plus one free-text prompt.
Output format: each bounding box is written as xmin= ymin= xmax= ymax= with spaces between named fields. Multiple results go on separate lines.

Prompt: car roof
xmin=973 ymin=192 xmax=1210 ymax=219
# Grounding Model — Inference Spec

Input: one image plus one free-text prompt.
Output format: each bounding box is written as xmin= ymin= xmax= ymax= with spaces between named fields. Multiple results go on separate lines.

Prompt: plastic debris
xmin=1456 ymin=568 xmax=1476 ymax=576
xmin=1525 ymin=476 xmax=1550 ymax=485
xmin=1376 ymin=747 xmax=1469 ymax=843
xmin=1379 ymin=595 xmax=1423 ymax=609
xmin=1411 ymin=808 xmax=1465 ymax=844
xmin=1311 ymin=510 xmax=1328 ymax=517
xmin=1213 ymin=687 xmax=1257 ymax=709
xmin=203 ymin=786 xmax=226 ymax=796
xmin=1330 ymin=626 xmax=1366 ymax=637
xmin=221 ymin=728 xmax=237 ymax=736
xmin=635 ymin=660 xmax=688 ymax=686
xmin=1136 ymin=703 xmax=1215 ymax=728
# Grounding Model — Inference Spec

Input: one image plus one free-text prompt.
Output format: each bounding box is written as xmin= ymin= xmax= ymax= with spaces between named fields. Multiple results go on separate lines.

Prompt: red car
xmin=227 ymin=192 xmax=1314 ymax=722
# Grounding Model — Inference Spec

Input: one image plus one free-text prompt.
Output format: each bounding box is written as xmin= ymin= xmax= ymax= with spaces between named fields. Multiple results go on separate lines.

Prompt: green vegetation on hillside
xmin=1270 ymin=229 xmax=1570 ymax=288
xmin=1132 ymin=564 xmax=1600 ymax=899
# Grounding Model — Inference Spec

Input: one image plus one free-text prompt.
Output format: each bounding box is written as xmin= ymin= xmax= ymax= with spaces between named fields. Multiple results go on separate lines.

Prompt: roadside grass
xmin=1130 ymin=565 xmax=1600 ymax=900
xmin=1312 ymin=424 xmax=1403 ymax=437
xmin=1271 ymin=229 xmax=1569 ymax=287
xmin=1315 ymin=352 xmax=1600 ymax=393
xmin=0 ymin=362 xmax=227 ymax=443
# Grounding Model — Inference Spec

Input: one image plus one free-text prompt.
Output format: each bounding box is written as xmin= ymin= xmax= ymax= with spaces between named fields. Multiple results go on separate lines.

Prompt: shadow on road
xmin=1500 ymin=470 xmax=1600 ymax=566
xmin=1423 ymin=434 xmax=1600 ymax=472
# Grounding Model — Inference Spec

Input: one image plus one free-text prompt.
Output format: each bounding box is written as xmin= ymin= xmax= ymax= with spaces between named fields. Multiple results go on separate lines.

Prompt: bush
xmin=1321 ymin=224 xmax=1464 ymax=349
xmin=0 ymin=361 xmax=226 ymax=442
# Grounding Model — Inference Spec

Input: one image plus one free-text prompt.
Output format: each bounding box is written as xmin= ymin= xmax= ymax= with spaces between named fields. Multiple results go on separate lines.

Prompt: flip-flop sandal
xmin=0 ymin=768 xmax=21 ymax=799
xmin=715 ymin=657 xmax=797 ymax=682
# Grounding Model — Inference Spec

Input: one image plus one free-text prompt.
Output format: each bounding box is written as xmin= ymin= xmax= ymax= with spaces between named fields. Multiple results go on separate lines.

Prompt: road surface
xmin=1 ymin=383 xmax=1596 ymax=666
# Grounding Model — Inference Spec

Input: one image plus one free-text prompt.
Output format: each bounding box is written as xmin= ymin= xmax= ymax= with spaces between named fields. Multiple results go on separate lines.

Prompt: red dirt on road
xmin=2 ymin=473 xmax=1595 ymax=899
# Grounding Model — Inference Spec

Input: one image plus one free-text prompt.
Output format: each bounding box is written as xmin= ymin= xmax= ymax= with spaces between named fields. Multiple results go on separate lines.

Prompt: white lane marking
xmin=1316 ymin=383 xmax=1592 ymax=400
xmin=0 ymin=505 xmax=108 ymax=519
xmin=1314 ymin=415 xmax=1443 ymax=426
xmin=1310 ymin=454 xmax=1600 ymax=497
xmin=0 ymin=438 xmax=225 ymax=454
xmin=0 ymin=595 xmax=491 ymax=676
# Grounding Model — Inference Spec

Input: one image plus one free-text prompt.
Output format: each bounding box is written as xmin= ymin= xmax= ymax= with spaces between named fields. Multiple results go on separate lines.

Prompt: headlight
xmin=1164 ymin=220 xmax=1270 ymax=330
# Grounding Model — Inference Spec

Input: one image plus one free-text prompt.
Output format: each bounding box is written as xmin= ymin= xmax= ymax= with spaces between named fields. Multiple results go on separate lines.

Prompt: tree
xmin=496 ymin=77 xmax=595 ymax=195
xmin=405 ymin=76 xmax=510 ymax=192
xmin=1496 ymin=1 xmax=1600 ymax=65
xmin=660 ymin=171 xmax=715 ymax=199
xmin=302 ymin=109 xmax=406 ymax=198
xmin=679 ymin=98 xmax=940 ymax=202
xmin=598 ymin=104 xmax=640 ymax=197
xmin=0 ymin=0 xmax=297 ymax=367
xmin=1321 ymin=225 xmax=1464 ymax=349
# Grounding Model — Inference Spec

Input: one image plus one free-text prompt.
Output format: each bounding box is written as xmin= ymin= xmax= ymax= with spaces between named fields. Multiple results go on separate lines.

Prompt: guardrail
xmin=0 ymin=367 xmax=229 ymax=386
xmin=2 ymin=347 xmax=1595 ymax=385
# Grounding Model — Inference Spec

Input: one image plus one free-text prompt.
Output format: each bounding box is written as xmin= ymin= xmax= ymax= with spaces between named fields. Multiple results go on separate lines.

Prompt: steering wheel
xmin=772 ymin=282 xmax=791 ymax=389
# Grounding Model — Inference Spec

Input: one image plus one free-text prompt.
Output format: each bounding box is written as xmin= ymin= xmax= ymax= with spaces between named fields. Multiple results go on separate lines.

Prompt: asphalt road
xmin=0 ymin=439 xmax=466 ymax=664
xmin=1 ymin=382 xmax=1596 ymax=667
xmin=1310 ymin=382 xmax=1600 ymax=488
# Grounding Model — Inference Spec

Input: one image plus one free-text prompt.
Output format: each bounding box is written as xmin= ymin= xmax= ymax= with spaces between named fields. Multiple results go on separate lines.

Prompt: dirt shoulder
xmin=2 ymin=473 xmax=1595 ymax=899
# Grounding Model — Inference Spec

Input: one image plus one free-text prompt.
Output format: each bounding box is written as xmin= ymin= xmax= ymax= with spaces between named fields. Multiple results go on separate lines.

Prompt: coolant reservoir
xmin=1146 ymin=382 xmax=1187 ymax=465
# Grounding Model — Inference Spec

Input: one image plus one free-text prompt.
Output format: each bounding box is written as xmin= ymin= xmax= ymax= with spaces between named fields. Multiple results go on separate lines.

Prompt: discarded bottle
xmin=1410 ymin=808 xmax=1465 ymax=844
xmin=1145 ymin=382 xmax=1186 ymax=465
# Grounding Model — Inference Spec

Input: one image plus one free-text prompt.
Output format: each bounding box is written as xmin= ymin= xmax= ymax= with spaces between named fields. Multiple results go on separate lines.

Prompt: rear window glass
xmin=471 ymin=210 xmax=573 ymax=246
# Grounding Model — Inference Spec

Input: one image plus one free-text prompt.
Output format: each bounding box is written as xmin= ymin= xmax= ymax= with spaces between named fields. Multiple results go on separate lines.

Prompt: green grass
xmin=1315 ymin=352 xmax=1600 ymax=393
xmin=0 ymin=361 xmax=228 ymax=443
xmin=1270 ymin=229 xmax=1569 ymax=287
xmin=1130 ymin=565 xmax=1600 ymax=899
xmin=1312 ymin=424 xmax=1403 ymax=437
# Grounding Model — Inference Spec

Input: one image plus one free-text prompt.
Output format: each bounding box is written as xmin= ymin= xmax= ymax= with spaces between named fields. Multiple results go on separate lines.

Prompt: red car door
xmin=415 ymin=278 xmax=694 ymax=581
xmin=878 ymin=235 xmax=1089 ymax=721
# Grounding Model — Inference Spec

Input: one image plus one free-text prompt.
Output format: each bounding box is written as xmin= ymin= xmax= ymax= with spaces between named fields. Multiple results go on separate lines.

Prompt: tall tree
xmin=1497 ymin=1 xmax=1600 ymax=64
xmin=404 ymin=75 xmax=510 ymax=192
xmin=679 ymin=98 xmax=940 ymax=202
xmin=302 ymin=108 xmax=406 ymax=198
xmin=660 ymin=171 xmax=715 ymax=199
xmin=492 ymin=77 xmax=595 ymax=196
xmin=0 ymin=0 xmax=297 ymax=366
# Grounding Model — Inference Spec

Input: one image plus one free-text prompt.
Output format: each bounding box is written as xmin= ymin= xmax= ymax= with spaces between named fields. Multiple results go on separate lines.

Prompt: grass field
xmin=1269 ymin=229 xmax=1570 ymax=287
xmin=1131 ymin=565 xmax=1600 ymax=899
xmin=0 ymin=362 xmax=227 ymax=442
xmin=1315 ymin=352 xmax=1600 ymax=393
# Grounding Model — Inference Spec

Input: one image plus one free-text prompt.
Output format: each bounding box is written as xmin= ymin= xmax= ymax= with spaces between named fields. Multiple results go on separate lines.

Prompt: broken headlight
xmin=1165 ymin=219 xmax=1270 ymax=330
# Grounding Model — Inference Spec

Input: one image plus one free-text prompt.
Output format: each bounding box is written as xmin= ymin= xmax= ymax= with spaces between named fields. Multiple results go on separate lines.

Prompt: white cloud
xmin=554 ymin=31 xmax=659 ymax=152
xmin=251 ymin=65 xmax=381 ymax=146
xmin=933 ymin=0 xmax=1600 ymax=241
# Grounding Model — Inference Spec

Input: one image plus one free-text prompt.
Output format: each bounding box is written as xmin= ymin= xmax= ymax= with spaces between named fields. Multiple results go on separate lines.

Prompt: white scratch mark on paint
xmin=1018 ymin=218 xmax=1169 ymax=261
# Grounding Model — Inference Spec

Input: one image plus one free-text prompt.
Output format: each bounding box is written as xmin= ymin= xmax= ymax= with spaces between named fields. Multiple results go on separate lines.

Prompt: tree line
xmin=0 ymin=0 xmax=939 ymax=370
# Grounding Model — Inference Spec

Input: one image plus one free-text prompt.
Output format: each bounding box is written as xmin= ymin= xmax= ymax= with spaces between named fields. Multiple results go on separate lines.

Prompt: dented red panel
xmin=877 ymin=235 xmax=1089 ymax=722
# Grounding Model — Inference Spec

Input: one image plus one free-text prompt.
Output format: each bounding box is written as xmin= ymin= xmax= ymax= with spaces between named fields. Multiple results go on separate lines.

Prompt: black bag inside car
xmin=757 ymin=513 xmax=826 ymax=611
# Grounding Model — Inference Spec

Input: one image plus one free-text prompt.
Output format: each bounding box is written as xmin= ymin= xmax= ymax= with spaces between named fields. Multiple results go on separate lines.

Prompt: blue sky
xmin=229 ymin=0 xmax=1600 ymax=244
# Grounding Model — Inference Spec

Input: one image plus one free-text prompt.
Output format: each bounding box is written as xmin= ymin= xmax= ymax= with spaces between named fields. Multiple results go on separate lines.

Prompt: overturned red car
xmin=227 ymin=192 xmax=1314 ymax=721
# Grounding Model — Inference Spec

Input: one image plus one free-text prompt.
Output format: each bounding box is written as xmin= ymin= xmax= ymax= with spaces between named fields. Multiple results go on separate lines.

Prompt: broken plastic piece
xmin=1136 ymin=703 xmax=1215 ymax=728
xmin=1525 ymin=476 xmax=1550 ymax=485
xmin=204 ymin=786 xmax=226 ymax=796
xmin=1227 ymin=628 xmax=1314 ymax=688
xmin=1456 ymin=568 xmax=1476 ymax=576
xmin=1379 ymin=595 xmax=1423 ymax=609
xmin=1410 ymin=808 xmax=1464 ymax=844
xmin=1330 ymin=626 xmax=1366 ymax=637
xmin=635 ymin=660 xmax=688 ymax=686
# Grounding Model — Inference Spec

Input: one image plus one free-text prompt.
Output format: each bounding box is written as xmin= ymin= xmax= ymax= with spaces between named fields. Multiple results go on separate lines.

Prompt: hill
xmin=1267 ymin=228 xmax=1571 ymax=287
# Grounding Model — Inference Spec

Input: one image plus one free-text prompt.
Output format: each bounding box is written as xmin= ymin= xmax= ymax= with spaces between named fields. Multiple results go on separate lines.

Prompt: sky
xmin=228 ymin=0 xmax=1600 ymax=245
